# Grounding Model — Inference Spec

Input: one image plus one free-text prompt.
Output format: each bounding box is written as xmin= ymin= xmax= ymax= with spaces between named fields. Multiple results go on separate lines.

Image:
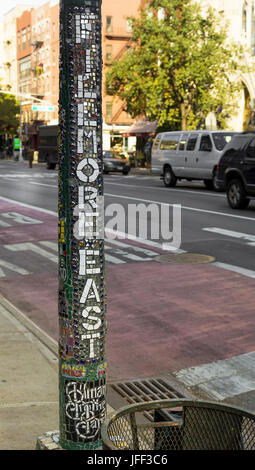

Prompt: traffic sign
xmin=32 ymin=104 xmax=54 ymax=112
xmin=14 ymin=138 xmax=20 ymax=150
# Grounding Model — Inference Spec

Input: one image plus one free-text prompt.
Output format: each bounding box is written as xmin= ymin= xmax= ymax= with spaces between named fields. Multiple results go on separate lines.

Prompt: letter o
xmin=77 ymin=158 xmax=99 ymax=183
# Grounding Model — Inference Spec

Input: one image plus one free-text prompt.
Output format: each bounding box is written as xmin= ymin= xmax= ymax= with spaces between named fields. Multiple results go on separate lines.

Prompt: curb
xmin=0 ymin=294 xmax=58 ymax=358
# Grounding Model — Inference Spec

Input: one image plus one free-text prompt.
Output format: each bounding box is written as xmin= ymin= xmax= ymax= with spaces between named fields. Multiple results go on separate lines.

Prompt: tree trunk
xmin=181 ymin=102 xmax=186 ymax=131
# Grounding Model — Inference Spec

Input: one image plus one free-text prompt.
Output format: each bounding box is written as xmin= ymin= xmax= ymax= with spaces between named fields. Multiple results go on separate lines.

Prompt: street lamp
xmin=19 ymin=92 xmax=23 ymax=161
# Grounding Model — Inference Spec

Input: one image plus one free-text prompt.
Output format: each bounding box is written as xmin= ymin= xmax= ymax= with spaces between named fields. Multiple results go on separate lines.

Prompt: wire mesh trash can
xmin=101 ymin=399 xmax=255 ymax=450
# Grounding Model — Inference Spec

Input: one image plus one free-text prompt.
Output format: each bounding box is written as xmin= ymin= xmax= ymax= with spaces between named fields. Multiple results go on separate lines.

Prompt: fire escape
xmin=30 ymin=38 xmax=45 ymax=99
xmin=104 ymin=34 xmax=132 ymax=125
xmin=29 ymin=37 xmax=45 ymax=143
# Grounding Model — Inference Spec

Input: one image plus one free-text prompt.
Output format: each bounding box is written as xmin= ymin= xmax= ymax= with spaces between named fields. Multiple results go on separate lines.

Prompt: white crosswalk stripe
xmin=203 ymin=227 xmax=255 ymax=244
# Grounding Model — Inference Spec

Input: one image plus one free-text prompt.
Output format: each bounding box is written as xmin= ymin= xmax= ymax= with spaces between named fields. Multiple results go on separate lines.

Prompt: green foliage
xmin=106 ymin=0 xmax=247 ymax=130
xmin=0 ymin=91 xmax=19 ymax=135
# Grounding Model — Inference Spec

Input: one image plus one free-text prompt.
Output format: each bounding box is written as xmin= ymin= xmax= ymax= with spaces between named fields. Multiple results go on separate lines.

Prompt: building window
xmin=106 ymin=16 xmax=112 ymax=32
xmin=27 ymin=26 xmax=31 ymax=45
xmin=19 ymin=57 xmax=31 ymax=79
xmin=158 ymin=8 xmax=165 ymax=20
xmin=17 ymin=31 xmax=21 ymax=51
xmin=252 ymin=7 xmax=255 ymax=55
xmin=106 ymin=45 xmax=112 ymax=62
xmin=242 ymin=4 xmax=247 ymax=33
xmin=22 ymin=28 xmax=26 ymax=49
xmin=106 ymin=102 xmax=113 ymax=119
xmin=126 ymin=18 xmax=132 ymax=33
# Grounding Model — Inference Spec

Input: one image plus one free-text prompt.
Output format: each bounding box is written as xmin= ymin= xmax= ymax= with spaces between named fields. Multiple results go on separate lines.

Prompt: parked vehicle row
xmin=151 ymin=130 xmax=237 ymax=191
xmin=151 ymin=129 xmax=255 ymax=210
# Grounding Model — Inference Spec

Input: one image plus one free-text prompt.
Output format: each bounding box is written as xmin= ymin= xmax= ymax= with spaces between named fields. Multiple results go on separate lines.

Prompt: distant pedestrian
xmin=28 ymin=150 xmax=33 ymax=168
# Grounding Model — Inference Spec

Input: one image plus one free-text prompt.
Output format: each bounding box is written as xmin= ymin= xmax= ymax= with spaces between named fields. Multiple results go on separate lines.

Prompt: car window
xmin=103 ymin=151 xmax=117 ymax=158
xmin=199 ymin=135 xmax=212 ymax=151
xmin=160 ymin=134 xmax=179 ymax=150
xmin=153 ymin=135 xmax=161 ymax=150
xmin=225 ymin=135 xmax=250 ymax=153
xmin=178 ymin=134 xmax=188 ymax=151
xmin=212 ymin=133 xmax=235 ymax=151
xmin=186 ymin=133 xmax=198 ymax=151
xmin=246 ymin=137 xmax=255 ymax=158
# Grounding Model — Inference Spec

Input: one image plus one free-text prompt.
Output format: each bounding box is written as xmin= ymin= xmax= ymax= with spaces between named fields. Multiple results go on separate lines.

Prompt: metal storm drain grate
xmin=108 ymin=377 xmax=190 ymax=421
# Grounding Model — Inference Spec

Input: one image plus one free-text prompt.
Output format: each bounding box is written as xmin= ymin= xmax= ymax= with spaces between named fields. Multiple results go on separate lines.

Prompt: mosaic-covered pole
xmin=58 ymin=0 xmax=106 ymax=450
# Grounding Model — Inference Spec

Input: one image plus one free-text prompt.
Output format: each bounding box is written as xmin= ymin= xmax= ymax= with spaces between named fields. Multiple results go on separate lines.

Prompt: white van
xmin=151 ymin=130 xmax=237 ymax=190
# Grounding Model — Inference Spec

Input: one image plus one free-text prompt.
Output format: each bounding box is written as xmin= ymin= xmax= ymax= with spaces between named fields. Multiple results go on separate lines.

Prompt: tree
xmin=0 ymin=91 xmax=19 ymax=136
xmin=106 ymin=0 xmax=247 ymax=131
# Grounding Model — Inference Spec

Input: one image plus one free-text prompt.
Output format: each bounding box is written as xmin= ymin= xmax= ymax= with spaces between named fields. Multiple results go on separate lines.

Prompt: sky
xmin=0 ymin=1 xmax=51 ymax=22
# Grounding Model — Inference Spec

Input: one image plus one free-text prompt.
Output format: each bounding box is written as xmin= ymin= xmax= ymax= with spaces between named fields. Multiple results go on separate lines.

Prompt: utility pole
xmin=19 ymin=95 xmax=23 ymax=161
xmin=58 ymin=0 xmax=106 ymax=450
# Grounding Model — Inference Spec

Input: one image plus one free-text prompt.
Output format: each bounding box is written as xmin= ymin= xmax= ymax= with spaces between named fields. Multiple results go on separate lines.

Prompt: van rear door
xmin=151 ymin=134 xmax=163 ymax=174
xmin=158 ymin=133 xmax=183 ymax=176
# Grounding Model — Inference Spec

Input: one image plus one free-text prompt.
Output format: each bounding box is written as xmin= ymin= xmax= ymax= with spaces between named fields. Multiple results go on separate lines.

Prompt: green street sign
xmin=14 ymin=138 xmax=20 ymax=150
xmin=32 ymin=104 xmax=54 ymax=112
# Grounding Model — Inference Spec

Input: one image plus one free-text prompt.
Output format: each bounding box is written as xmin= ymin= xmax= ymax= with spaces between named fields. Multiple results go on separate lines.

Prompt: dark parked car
xmin=216 ymin=131 xmax=255 ymax=209
xmin=103 ymin=151 xmax=130 ymax=175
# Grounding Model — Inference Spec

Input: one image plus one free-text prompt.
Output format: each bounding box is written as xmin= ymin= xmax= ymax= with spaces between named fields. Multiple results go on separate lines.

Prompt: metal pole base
xmin=36 ymin=430 xmax=104 ymax=450
xmin=36 ymin=431 xmax=62 ymax=450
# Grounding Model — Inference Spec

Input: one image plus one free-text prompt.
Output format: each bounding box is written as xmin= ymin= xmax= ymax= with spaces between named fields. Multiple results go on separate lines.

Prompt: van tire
xmin=204 ymin=179 xmax=214 ymax=190
xmin=46 ymin=158 xmax=56 ymax=170
xmin=204 ymin=174 xmax=222 ymax=192
xmin=47 ymin=162 xmax=56 ymax=170
xmin=163 ymin=167 xmax=177 ymax=187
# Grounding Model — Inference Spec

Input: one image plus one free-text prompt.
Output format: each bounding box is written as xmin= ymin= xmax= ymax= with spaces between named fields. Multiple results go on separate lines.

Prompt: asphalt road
xmin=1 ymin=160 xmax=255 ymax=406
xmin=1 ymin=159 xmax=255 ymax=271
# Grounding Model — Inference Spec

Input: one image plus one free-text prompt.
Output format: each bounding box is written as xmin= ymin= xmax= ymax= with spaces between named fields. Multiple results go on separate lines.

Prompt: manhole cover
xmin=155 ymin=253 xmax=215 ymax=264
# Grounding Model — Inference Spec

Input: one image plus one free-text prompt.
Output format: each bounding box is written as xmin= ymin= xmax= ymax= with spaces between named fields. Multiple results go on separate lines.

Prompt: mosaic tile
xmin=58 ymin=0 xmax=105 ymax=450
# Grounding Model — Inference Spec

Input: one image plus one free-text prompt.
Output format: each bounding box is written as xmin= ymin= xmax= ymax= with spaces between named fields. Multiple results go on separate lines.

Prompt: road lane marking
xmin=0 ymin=220 xmax=11 ymax=227
xmin=105 ymin=253 xmax=126 ymax=264
xmin=106 ymin=238 xmax=158 ymax=257
xmin=39 ymin=241 xmax=58 ymax=251
xmin=0 ymin=212 xmax=43 ymax=225
xmin=0 ymin=196 xmax=57 ymax=216
xmin=29 ymin=182 xmax=57 ymax=188
xmin=0 ymin=197 xmax=184 ymax=252
xmin=212 ymin=262 xmax=255 ymax=279
xmin=1 ymin=196 xmax=255 ymax=276
xmin=105 ymin=227 xmax=185 ymax=253
xmin=0 ymin=260 xmax=31 ymax=278
xmin=203 ymin=227 xmax=255 ymax=244
xmin=105 ymin=181 xmax=225 ymax=197
xmin=0 ymin=173 xmax=57 ymax=179
xmin=4 ymin=242 xmax=58 ymax=263
xmin=105 ymin=192 xmax=255 ymax=222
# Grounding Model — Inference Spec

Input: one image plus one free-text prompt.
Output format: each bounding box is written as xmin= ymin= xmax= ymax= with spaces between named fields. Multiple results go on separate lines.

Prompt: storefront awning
xmin=122 ymin=120 xmax=157 ymax=137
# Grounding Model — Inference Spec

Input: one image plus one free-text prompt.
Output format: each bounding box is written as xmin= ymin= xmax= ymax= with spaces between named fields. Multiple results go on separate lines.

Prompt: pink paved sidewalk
xmin=0 ymin=261 xmax=254 ymax=382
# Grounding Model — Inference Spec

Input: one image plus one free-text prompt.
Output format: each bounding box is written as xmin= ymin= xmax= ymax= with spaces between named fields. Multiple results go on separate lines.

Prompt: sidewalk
xmin=0 ymin=270 xmax=255 ymax=450
xmin=130 ymin=166 xmax=152 ymax=176
xmin=0 ymin=294 xmax=59 ymax=450
xmin=0 ymin=295 xmax=113 ymax=450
